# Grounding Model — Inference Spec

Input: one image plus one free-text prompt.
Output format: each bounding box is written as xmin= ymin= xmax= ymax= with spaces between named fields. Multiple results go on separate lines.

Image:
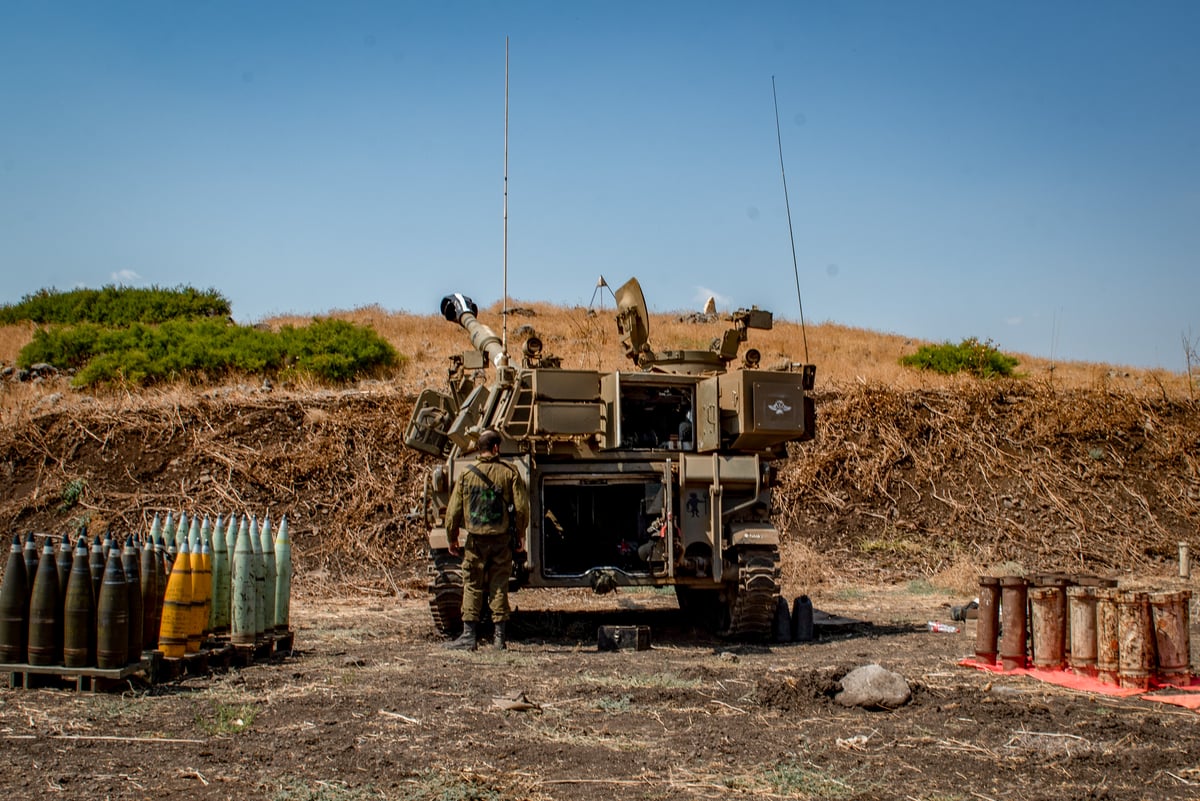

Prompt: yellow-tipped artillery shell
xmin=189 ymin=541 xmax=212 ymax=652
xmin=158 ymin=541 xmax=193 ymax=659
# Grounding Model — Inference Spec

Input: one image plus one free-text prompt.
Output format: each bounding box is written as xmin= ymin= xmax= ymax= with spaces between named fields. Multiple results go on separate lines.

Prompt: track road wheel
xmin=428 ymin=549 xmax=463 ymax=637
xmin=674 ymin=546 xmax=782 ymax=641
xmin=721 ymin=546 xmax=782 ymax=640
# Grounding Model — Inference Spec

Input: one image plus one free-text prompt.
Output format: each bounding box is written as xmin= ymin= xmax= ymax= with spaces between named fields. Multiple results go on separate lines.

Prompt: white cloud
xmin=1004 ymin=316 xmax=1023 ymax=326
xmin=111 ymin=269 xmax=141 ymax=283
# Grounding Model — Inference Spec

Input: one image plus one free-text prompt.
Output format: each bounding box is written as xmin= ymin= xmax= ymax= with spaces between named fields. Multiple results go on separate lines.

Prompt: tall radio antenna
xmin=772 ymin=76 xmax=809 ymax=362
xmin=502 ymin=37 xmax=510 ymax=353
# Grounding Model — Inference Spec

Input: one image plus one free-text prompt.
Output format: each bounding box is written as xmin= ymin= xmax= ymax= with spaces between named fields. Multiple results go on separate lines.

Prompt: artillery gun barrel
xmin=441 ymin=293 xmax=506 ymax=367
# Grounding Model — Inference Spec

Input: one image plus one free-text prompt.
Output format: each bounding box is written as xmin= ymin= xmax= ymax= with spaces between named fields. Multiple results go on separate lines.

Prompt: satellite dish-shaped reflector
xmin=614 ymin=277 xmax=650 ymax=354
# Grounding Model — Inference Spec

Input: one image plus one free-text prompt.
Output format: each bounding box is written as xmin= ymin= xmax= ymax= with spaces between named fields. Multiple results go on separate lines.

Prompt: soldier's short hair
xmin=477 ymin=429 xmax=502 ymax=452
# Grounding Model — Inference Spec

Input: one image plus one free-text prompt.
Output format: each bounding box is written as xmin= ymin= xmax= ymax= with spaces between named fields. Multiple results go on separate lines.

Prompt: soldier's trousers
xmin=460 ymin=533 xmax=513 ymax=623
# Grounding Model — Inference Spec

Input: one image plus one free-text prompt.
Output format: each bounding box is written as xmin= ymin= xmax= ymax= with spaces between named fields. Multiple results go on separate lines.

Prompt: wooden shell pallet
xmin=0 ymin=630 xmax=294 ymax=689
xmin=0 ymin=657 xmax=153 ymax=692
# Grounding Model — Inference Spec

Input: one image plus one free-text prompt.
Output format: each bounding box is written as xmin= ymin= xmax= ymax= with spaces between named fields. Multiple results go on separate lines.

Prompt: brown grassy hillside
xmin=0 ymin=304 xmax=1196 ymax=594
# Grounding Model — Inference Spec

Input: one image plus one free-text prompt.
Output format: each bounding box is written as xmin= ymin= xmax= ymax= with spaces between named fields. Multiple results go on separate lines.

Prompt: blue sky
xmin=1 ymin=2 xmax=1197 ymax=369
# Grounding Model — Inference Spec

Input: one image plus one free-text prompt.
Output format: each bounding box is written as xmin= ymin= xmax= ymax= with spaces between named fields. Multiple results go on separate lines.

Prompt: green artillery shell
xmin=230 ymin=519 xmax=256 ymax=646
xmin=210 ymin=514 xmax=230 ymax=633
xmin=261 ymin=514 xmax=277 ymax=632
xmin=188 ymin=516 xmax=201 ymax=553
xmin=274 ymin=516 xmax=292 ymax=633
xmin=174 ymin=511 xmax=188 ymax=552
xmin=250 ymin=515 xmax=266 ymax=640
xmin=63 ymin=539 xmax=96 ymax=668
xmin=96 ymin=548 xmax=129 ymax=669
xmin=0 ymin=535 xmax=30 ymax=663
xmin=122 ymin=537 xmax=143 ymax=664
xmin=28 ymin=539 xmax=63 ymax=666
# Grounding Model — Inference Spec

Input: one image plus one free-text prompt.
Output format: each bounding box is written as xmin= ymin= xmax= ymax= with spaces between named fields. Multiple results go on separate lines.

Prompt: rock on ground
xmin=835 ymin=663 xmax=911 ymax=709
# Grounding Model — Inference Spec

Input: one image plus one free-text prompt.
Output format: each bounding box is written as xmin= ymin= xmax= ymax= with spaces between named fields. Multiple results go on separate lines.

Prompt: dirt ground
xmin=2 ymin=585 xmax=1199 ymax=801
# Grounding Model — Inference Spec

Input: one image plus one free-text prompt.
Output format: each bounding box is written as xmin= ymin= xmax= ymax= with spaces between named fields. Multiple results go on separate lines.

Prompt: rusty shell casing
xmin=1150 ymin=590 xmax=1191 ymax=684
xmin=250 ymin=516 xmax=266 ymax=640
xmin=998 ymin=576 xmax=1028 ymax=671
xmin=975 ymin=576 xmax=1000 ymax=665
xmin=0 ymin=535 xmax=30 ymax=663
xmin=209 ymin=514 xmax=229 ymax=634
xmin=27 ymin=540 xmax=63 ymax=667
xmin=1116 ymin=591 xmax=1154 ymax=690
xmin=158 ymin=542 xmax=192 ymax=659
xmin=261 ymin=515 xmax=277 ymax=632
xmin=121 ymin=539 xmax=143 ymax=664
xmin=139 ymin=536 xmax=160 ymax=652
xmin=1095 ymin=587 xmax=1120 ymax=684
xmin=1029 ymin=586 xmax=1066 ymax=670
xmin=274 ymin=515 xmax=292 ymax=633
xmin=230 ymin=520 xmax=257 ymax=646
xmin=96 ymin=549 xmax=129 ymax=669
xmin=1067 ymin=586 xmax=1099 ymax=675
xmin=63 ymin=542 xmax=96 ymax=668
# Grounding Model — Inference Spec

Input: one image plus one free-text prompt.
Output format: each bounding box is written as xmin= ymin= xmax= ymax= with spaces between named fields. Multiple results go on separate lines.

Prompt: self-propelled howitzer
xmin=404 ymin=278 xmax=816 ymax=640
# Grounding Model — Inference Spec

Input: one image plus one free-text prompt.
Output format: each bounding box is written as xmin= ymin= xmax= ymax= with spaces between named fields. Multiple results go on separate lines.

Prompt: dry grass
xmin=0 ymin=302 xmax=1195 ymax=589
xmin=272 ymin=301 xmax=1193 ymax=399
xmin=0 ymin=323 xmax=34 ymax=365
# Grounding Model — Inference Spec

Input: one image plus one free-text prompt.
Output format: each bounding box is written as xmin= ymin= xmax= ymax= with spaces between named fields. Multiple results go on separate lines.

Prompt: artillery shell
xmin=89 ymin=535 xmax=105 ymax=607
xmin=274 ymin=516 xmax=292 ymax=634
xmin=22 ymin=533 xmax=38 ymax=603
xmin=230 ymin=519 xmax=256 ymax=646
xmin=122 ymin=537 xmax=143 ymax=664
xmin=140 ymin=533 xmax=160 ymax=652
xmin=0 ymin=535 xmax=30 ymax=663
xmin=158 ymin=539 xmax=192 ymax=659
xmin=96 ymin=548 xmax=129 ymax=669
xmin=210 ymin=514 xmax=230 ymax=633
xmin=63 ymin=538 xmax=96 ymax=668
xmin=28 ymin=538 xmax=63 ymax=666
xmin=250 ymin=515 xmax=265 ymax=640
xmin=189 ymin=538 xmax=211 ymax=653
xmin=261 ymin=514 xmax=277 ymax=633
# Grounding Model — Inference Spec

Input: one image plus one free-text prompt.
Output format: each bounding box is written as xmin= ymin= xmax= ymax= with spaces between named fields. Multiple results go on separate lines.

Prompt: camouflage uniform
xmin=445 ymin=452 xmax=529 ymax=624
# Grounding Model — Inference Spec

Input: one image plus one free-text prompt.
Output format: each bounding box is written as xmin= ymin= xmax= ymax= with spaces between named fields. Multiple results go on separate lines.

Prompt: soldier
xmin=444 ymin=429 xmax=529 ymax=651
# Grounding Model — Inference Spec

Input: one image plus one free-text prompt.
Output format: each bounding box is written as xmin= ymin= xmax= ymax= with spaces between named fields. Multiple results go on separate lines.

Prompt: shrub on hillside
xmin=19 ymin=318 xmax=399 ymax=386
xmin=900 ymin=338 xmax=1018 ymax=378
xmin=0 ymin=285 xmax=230 ymax=325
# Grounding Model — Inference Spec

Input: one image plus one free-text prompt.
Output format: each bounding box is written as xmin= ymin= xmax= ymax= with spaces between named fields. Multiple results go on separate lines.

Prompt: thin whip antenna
xmin=772 ymin=76 xmax=808 ymax=363
xmin=502 ymin=37 xmax=510 ymax=354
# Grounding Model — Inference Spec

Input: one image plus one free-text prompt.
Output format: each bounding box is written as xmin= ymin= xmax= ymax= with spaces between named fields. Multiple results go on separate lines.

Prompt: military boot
xmin=444 ymin=621 xmax=478 ymax=651
xmin=494 ymin=621 xmax=507 ymax=651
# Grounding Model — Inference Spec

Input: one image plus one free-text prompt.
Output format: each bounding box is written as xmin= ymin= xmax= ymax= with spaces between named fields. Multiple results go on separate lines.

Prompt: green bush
xmin=19 ymin=318 xmax=400 ymax=387
xmin=0 ymin=285 xmax=230 ymax=325
xmin=900 ymin=337 xmax=1018 ymax=378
